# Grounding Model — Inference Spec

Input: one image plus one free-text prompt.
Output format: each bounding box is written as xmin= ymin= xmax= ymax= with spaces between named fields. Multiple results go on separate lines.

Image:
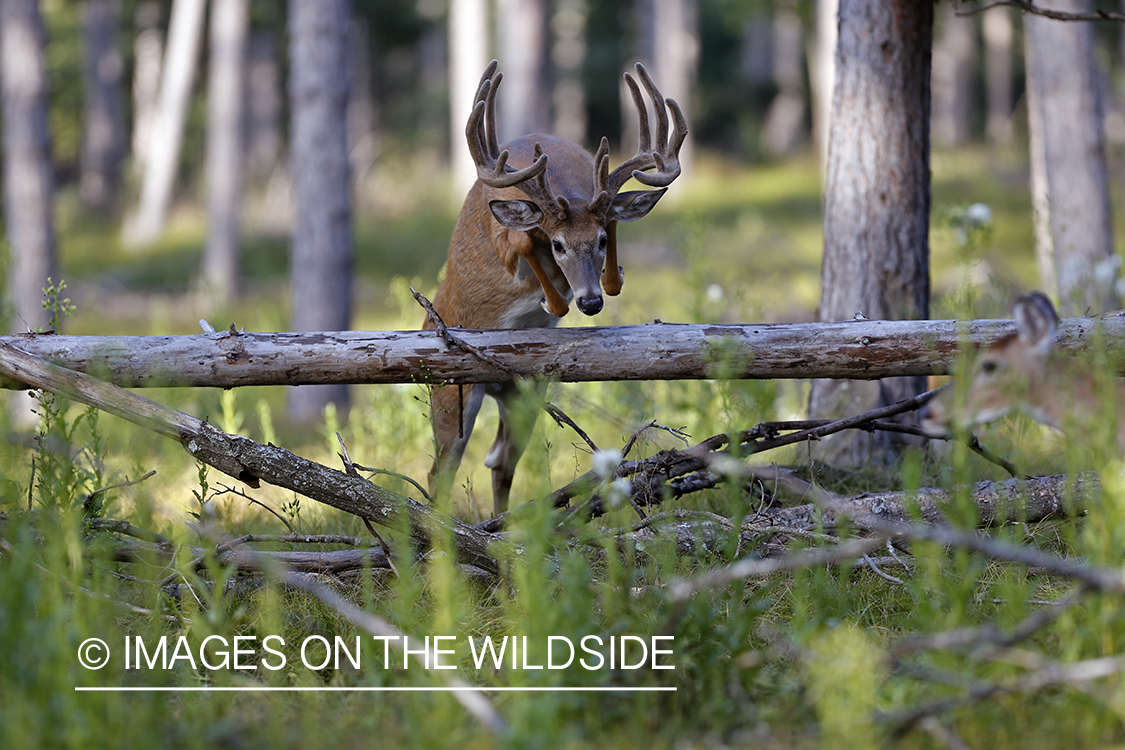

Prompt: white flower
xmin=965 ymin=203 xmax=992 ymax=227
xmin=591 ymin=449 xmax=622 ymax=481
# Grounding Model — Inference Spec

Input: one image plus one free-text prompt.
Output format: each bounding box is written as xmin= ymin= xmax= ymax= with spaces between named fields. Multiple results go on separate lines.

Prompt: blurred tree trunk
xmin=347 ymin=17 xmax=378 ymax=201
xmin=448 ymin=0 xmax=489 ymax=199
xmin=760 ymin=0 xmax=806 ymax=157
xmin=202 ymin=0 xmax=249 ymax=301
xmin=551 ymin=0 xmax=587 ymax=144
xmin=80 ymin=0 xmax=126 ymax=209
xmin=807 ymin=0 xmax=932 ymax=467
xmin=497 ymin=0 xmax=550 ymax=139
xmin=931 ymin=1 xmax=976 ymax=147
xmin=125 ymin=0 xmax=206 ymax=246
xmin=130 ymin=1 xmax=163 ymax=176
xmin=288 ymin=0 xmax=353 ymax=423
xmin=1026 ymin=42 xmax=1055 ymax=294
xmin=982 ymin=6 xmax=1014 ymax=144
xmin=810 ymin=0 xmax=838 ymax=178
xmin=1025 ymin=1 xmax=1118 ymax=315
xmin=1 ymin=0 xmax=58 ymax=332
xmin=245 ymin=31 xmax=283 ymax=185
xmin=635 ymin=0 xmax=697 ymax=179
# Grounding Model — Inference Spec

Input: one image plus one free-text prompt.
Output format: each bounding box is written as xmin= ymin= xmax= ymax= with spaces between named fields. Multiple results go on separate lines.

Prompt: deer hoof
xmin=540 ymin=297 xmax=569 ymax=317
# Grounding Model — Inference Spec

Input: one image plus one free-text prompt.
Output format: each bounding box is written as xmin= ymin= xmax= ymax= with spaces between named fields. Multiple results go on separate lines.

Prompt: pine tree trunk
xmin=551 ymin=0 xmax=587 ymax=144
xmin=982 ymin=6 xmax=1014 ymax=144
xmin=1 ymin=0 xmax=58 ymax=332
xmin=287 ymin=0 xmax=353 ymax=423
xmin=202 ymin=0 xmax=249 ymax=301
xmin=636 ymin=0 xmax=697 ymax=179
xmin=497 ymin=0 xmax=551 ymax=138
xmin=130 ymin=1 xmax=163 ymax=176
xmin=760 ymin=0 xmax=807 ymax=157
xmin=931 ymin=1 xmax=976 ymax=147
xmin=448 ymin=0 xmax=489 ymax=199
xmin=125 ymin=0 xmax=206 ymax=245
xmin=810 ymin=0 xmax=839 ymax=178
xmin=80 ymin=0 xmax=126 ymax=209
xmin=807 ymin=0 xmax=933 ymax=467
xmin=1025 ymin=0 xmax=1118 ymax=315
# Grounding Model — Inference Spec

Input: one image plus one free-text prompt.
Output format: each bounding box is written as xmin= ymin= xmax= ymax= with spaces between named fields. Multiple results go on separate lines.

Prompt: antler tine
xmin=634 ymin=63 xmax=666 ymax=155
xmin=603 ymin=63 xmax=688 ymax=195
xmin=632 ymin=95 xmax=686 ymax=187
xmin=484 ymin=69 xmax=502 ymax=156
xmin=465 ymin=61 xmax=548 ymax=189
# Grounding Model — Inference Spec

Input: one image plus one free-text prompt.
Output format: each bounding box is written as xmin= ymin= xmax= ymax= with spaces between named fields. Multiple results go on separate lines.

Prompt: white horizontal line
xmin=76 ymin=686 xmax=676 ymax=693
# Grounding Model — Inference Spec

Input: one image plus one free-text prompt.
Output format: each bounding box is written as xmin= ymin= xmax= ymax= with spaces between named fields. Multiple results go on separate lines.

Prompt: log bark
xmin=2 ymin=313 xmax=1123 ymax=390
xmin=761 ymin=472 xmax=1097 ymax=532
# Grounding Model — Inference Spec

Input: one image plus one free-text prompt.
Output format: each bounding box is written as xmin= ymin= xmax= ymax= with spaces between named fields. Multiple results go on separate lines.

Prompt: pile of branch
xmin=2 ymin=337 xmax=1120 ymax=738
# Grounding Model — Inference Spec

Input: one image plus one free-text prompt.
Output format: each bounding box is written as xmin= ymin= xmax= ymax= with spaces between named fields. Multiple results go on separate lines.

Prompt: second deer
xmin=425 ymin=61 xmax=687 ymax=515
xmin=924 ymin=292 xmax=1125 ymax=452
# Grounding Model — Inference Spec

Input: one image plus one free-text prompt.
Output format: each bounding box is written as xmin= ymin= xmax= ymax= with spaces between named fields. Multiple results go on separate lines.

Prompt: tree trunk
xmin=807 ymin=0 xmax=933 ymax=467
xmin=130 ymin=1 xmax=163 ymax=176
xmin=347 ymin=16 xmax=377 ymax=198
xmin=982 ymin=6 xmax=1014 ymax=144
xmin=551 ymin=0 xmax=587 ymax=144
xmin=202 ymin=0 xmax=249 ymax=301
xmin=79 ymin=0 xmax=126 ymax=209
xmin=760 ymin=0 xmax=807 ymax=158
xmin=636 ymin=0 xmax=697 ymax=179
xmin=810 ymin=0 xmax=839 ymax=178
xmin=497 ymin=0 xmax=551 ymax=139
xmin=931 ymin=1 xmax=976 ymax=147
xmin=287 ymin=0 xmax=353 ymax=423
xmin=125 ymin=0 xmax=206 ymax=245
xmin=245 ymin=31 xmax=283 ymax=185
xmin=1025 ymin=1 xmax=1118 ymax=315
xmin=1 ymin=0 xmax=58 ymax=333
xmin=1026 ymin=43 xmax=1056 ymax=294
xmin=448 ymin=0 xmax=489 ymax=199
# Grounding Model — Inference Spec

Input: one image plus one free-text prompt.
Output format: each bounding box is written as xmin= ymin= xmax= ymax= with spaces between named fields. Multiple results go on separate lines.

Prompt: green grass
xmin=6 ymin=145 xmax=1125 ymax=747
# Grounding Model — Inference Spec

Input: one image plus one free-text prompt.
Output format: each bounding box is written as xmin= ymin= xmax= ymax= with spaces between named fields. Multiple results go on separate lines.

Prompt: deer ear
xmin=610 ymin=188 xmax=667 ymax=223
xmin=489 ymin=199 xmax=543 ymax=231
xmin=1013 ymin=291 xmax=1059 ymax=356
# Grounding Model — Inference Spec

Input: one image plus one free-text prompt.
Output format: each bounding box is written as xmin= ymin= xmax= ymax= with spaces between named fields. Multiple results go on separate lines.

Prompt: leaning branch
xmin=0 ymin=342 xmax=505 ymax=575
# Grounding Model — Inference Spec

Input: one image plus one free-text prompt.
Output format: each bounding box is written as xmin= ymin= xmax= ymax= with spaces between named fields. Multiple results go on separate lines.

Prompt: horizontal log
xmin=3 ymin=312 xmax=1124 ymax=389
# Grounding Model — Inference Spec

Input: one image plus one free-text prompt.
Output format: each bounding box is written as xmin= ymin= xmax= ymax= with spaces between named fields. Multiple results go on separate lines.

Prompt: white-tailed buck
xmin=426 ymin=60 xmax=686 ymax=515
xmin=924 ymin=291 xmax=1125 ymax=451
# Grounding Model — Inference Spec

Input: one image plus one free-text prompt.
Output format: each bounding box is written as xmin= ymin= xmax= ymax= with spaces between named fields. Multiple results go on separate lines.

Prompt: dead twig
xmin=81 ymin=470 xmax=157 ymax=512
xmin=961 ymin=1 xmax=1125 ymax=22
xmin=411 ymin=287 xmax=518 ymax=378
xmin=545 ymin=402 xmax=599 ymax=453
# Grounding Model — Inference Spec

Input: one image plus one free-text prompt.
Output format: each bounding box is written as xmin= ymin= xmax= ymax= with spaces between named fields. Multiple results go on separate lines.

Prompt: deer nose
xmin=576 ymin=295 xmax=603 ymax=316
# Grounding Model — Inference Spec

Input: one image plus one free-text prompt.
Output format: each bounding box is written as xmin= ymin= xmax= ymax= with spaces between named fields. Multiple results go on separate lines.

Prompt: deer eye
xmin=552 ymin=239 xmax=565 ymax=255
xmin=980 ymin=360 xmax=998 ymax=374
xmin=597 ymin=233 xmax=607 ymax=251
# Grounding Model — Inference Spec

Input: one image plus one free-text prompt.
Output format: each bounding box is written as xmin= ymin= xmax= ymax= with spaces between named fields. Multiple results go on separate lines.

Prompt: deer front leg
xmin=427 ymin=382 xmax=486 ymax=500
xmin=602 ymin=221 xmax=623 ymax=296
xmin=501 ymin=228 xmax=570 ymax=318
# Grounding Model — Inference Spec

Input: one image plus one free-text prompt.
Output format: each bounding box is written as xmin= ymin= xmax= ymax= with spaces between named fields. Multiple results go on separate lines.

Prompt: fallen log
xmin=3 ymin=312 xmax=1123 ymax=389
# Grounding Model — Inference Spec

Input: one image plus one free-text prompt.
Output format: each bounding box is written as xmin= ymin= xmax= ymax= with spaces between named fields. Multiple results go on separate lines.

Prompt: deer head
xmin=466 ymin=60 xmax=687 ymax=317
